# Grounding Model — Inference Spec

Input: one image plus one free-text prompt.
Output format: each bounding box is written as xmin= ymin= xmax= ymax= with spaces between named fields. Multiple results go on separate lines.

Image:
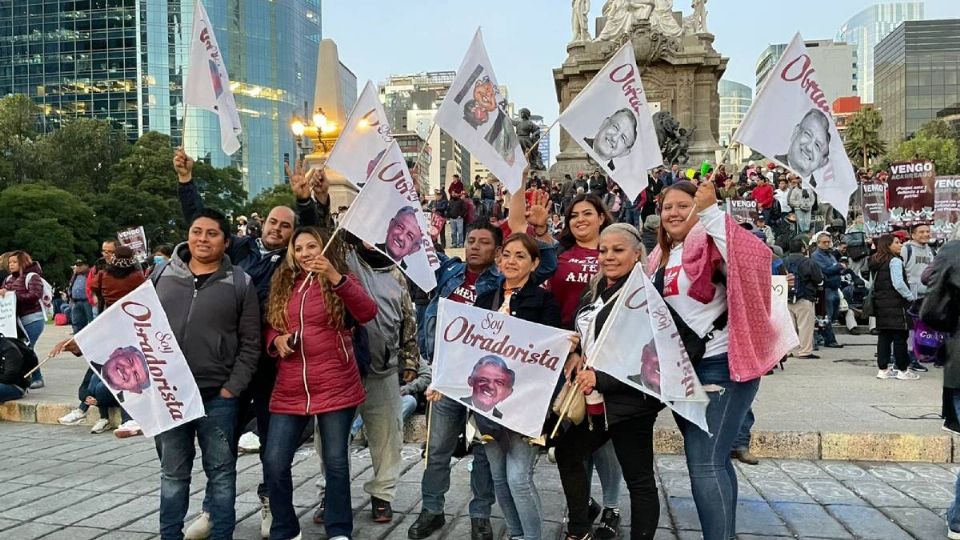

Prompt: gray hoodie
xmin=155 ymin=243 xmax=261 ymax=398
xmin=903 ymin=240 xmax=935 ymax=298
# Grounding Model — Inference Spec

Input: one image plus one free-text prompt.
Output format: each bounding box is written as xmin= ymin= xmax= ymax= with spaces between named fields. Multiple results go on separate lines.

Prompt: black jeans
xmin=877 ymin=329 xmax=909 ymax=371
xmin=555 ymin=413 xmax=660 ymax=539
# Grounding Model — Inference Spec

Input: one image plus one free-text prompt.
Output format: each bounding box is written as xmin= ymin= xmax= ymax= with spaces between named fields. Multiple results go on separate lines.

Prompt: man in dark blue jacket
xmin=811 ymin=232 xmax=844 ymax=348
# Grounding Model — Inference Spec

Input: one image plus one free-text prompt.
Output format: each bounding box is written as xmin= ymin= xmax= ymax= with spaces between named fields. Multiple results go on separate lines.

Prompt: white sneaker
xmin=876 ymin=368 xmax=893 ymax=379
xmin=90 ymin=418 xmax=112 ymax=434
xmin=239 ymin=431 xmax=261 ymax=454
xmin=896 ymin=369 xmax=920 ymax=380
xmin=114 ymin=420 xmax=143 ymax=438
xmin=260 ymin=495 xmax=272 ymax=538
xmin=58 ymin=408 xmax=87 ymax=425
xmin=184 ymin=511 xmax=211 ymax=540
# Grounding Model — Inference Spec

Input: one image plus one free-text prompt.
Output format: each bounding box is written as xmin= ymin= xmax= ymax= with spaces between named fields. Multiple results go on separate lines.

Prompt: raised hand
xmin=694 ymin=179 xmax=718 ymax=213
xmin=312 ymin=168 xmax=330 ymax=205
xmin=525 ymin=188 xmax=551 ymax=231
xmin=173 ymin=148 xmax=194 ymax=184
xmin=285 ymin=159 xmax=316 ymax=200
xmin=305 ymin=254 xmax=341 ymax=284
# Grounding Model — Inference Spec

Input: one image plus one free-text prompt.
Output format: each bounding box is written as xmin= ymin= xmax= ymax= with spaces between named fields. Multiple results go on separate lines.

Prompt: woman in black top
xmin=556 ymin=223 xmax=664 ymax=540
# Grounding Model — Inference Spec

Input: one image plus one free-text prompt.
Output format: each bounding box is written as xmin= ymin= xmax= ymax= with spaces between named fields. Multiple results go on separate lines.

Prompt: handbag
xmin=551 ymin=382 xmax=586 ymax=425
xmin=861 ymin=290 xmax=875 ymax=319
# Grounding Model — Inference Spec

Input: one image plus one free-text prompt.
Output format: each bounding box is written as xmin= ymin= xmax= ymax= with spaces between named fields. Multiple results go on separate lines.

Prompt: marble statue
xmin=514 ymin=108 xmax=545 ymax=170
xmin=683 ymin=0 xmax=708 ymax=34
xmin=571 ymin=0 xmax=591 ymax=43
xmin=649 ymin=0 xmax=683 ymax=38
xmin=594 ymin=0 xmax=654 ymax=42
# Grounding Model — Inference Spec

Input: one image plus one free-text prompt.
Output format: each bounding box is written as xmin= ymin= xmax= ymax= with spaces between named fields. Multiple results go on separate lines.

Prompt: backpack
xmin=769 ymin=199 xmax=782 ymax=223
xmin=912 ymin=318 xmax=946 ymax=363
xmin=26 ymin=273 xmax=55 ymax=321
xmin=0 ymin=334 xmax=38 ymax=386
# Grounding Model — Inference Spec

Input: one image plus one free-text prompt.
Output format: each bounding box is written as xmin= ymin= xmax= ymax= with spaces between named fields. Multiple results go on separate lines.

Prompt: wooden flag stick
xmin=24 ymin=337 xmax=75 ymax=380
xmin=549 ymin=381 xmax=582 ymax=439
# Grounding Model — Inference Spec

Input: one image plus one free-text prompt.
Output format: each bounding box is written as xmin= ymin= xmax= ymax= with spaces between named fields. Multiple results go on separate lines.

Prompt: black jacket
xmin=446 ymin=197 xmax=467 ymax=220
xmin=574 ymin=276 xmax=664 ymax=426
xmin=868 ymin=257 xmax=910 ymax=331
xmin=475 ymin=279 xmax=562 ymax=328
xmin=783 ymin=253 xmax=823 ymax=303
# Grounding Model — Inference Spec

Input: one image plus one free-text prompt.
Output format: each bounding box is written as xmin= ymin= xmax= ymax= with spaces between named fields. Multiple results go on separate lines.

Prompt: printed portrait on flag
xmin=436 ymin=29 xmax=526 ymax=192
xmin=338 ymin=142 xmax=439 ymax=292
xmin=733 ymin=33 xmax=857 ymax=217
xmin=432 ymin=299 xmax=573 ymax=438
xmin=73 ymin=281 xmax=205 ymax=437
xmin=374 ymin=206 xmax=425 ymax=271
xmin=558 ymin=41 xmax=663 ymax=201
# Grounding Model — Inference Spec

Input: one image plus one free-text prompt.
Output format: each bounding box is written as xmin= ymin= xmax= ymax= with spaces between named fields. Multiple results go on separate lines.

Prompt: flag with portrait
xmin=558 ymin=40 xmax=663 ymax=201
xmin=432 ymin=299 xmax=572 ymax=438
xmin=325 ymin=80 xmax=393 ymax=187
xmin=337 ymin=142 xmax=439 ymax=292
xmin=435 ymin=28 xmax=526 ymax=193
xmin=733 ymin=33 xmax=856 ymax=217
xmin=72 ymin=281 xmax=204 ymax=437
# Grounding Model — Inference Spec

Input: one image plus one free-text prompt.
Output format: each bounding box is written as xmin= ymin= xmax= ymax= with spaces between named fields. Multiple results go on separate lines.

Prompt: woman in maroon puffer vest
xmin=262 ymin=226 xmax=377 ymax=540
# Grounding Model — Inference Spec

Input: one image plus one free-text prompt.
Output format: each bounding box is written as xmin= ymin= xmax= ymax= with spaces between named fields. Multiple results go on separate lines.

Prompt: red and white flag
xmin=326 ymin=80 xmax=393 ymax=187
xmin=435 ymin=29 xmax=525 ymax=193
xmin=558 ymin=41 xmax=663 ymax=201
xmin=733 ymin=33 xmax=857 ymax=217
xmin=184 ymin=0 xmax=242 ymax=155
xmin=337 ymin=142 xmax=439 ymax=292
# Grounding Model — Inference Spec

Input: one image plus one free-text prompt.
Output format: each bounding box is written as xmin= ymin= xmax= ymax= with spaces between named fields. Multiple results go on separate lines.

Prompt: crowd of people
xmin=0 ymin=151 xmax=958 ymax=540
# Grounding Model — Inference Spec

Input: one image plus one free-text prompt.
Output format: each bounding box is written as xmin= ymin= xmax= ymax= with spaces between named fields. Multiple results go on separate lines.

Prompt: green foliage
xmin=0 ymin=95 xmax=43 ymax=187
xmin=843 ymin=108 xmax=886 ymax=169
xmin=193 ymin=161 xmax=247 ymax=216
xmin=0 ymin=184 xmax=98 ymax=285
xmin=245 ymin=184 xmax=295 ymax=219
xmin=37 ymin=118 xmax=130 ymax=193
xmin=890 ymin=120 xmax=960 ymax=175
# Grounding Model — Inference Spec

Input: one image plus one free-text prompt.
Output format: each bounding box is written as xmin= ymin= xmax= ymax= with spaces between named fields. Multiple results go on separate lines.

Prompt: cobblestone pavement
xmin=0 ymin=422 xmax=956 ymax=539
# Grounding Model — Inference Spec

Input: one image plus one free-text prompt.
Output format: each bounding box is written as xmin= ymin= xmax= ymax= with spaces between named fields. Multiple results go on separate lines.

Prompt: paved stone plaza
xmin=0 ymin=422 xmax=955 ymax=539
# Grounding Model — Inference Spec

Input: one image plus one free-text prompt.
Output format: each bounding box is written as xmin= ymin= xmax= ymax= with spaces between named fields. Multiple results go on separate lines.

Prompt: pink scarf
xmin=648 ymin=214 xmax=791 ymax=381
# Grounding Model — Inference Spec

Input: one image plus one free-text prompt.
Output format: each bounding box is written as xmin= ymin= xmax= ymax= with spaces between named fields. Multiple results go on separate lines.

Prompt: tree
xmin=0 ymin=95 xmax=43 ymax=186
xmin=843 ymin=108 xmax=886 ymax=169
xmin=0 ymin=184 xmax=98 ymax=285
xmin=192 ymin=160 xmax=247 ymax=217
xmin=245 ymin=184 xmax=295 ymax=219
xmin=37 ymin=118 xmax=130 ymax=193
xmin=890 ymin=120 xmax=960 ymax=175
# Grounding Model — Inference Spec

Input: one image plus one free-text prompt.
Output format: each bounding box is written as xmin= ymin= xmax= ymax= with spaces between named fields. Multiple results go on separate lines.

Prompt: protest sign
xmin=733 ymin=34 xmax=857 ymax=217
xmin=428 ymin=212 xmax=447 ymax=244
xmin=435 ymin=28 xmax=525 ymax=193
xmin=0 ymin=294 xmax=16 ymax=338
xmin=72 ymin=281 xmax=204 ymax=437
xmin=184 ymin=0 xmax=241 ymax=155
xmin=325 ymin=80 xmax=393 ymax=187
xmin=337 ymin=142 xmax=439 ymax=292
xmin=726 ymin=200 xmax=758 ymax=225
xmin=888 ymin=160 xmax=936 ymax=227
xmin=933 ymin=175 xmax=960 ymax=241
xmin=431 ymin=298 xmax=571 ymax=438
xmin=860 ymin=181 xmax=891 ymax=237
xmin=558 ymin=40 xmax=662 ymax=201
xmin=118 ymin=226 xmax=149 ymax=263
xmin=586 ymin=264 xmax=709 ymax=433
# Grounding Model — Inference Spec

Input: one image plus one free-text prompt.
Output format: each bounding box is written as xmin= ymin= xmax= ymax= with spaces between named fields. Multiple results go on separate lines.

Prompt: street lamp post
xmin=288 ymin=107 xmax=358 ymax=210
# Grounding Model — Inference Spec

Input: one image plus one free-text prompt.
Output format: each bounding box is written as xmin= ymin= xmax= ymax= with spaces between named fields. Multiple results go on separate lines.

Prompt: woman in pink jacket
xmin=263 ymin=227 xmax=377 ymax=540
xmin=647 ymin=181 xmax=793 ymax=540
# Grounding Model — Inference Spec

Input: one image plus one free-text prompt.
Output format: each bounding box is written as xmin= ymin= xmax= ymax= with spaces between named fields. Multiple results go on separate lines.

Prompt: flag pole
xmin=525 ymin=118 xmax=559 ymax=162
xmin=550 ymin=381 xmax=583 ymax=439
xmin=24 ymin=337 xmax=74 ymax=379
xmin=684 ymin=143 xmax=735 ymax=222
xmin=320 ymin=225 xmax=343 ymax=257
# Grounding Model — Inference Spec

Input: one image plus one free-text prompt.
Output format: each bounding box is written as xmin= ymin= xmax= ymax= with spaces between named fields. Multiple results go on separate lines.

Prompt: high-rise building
xmin=718 ymin=80 xmax=751 ymax=148
xmin=837 ymin=2 xmax=924 ymax=104
xmin=875 ymin=19 xmax=960 ymax=144
xmin=0 ymin=0 xmax=322 ymax=197
xmin=755 ymin=40 xmax=858 ymax=109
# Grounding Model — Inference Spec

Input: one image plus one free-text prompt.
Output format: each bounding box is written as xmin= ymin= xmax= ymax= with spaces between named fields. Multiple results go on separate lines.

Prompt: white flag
xmin=559 ymin=41 xmax=662 ymax=201
xmin=587 ymin=263 xmax=709 ymax=433
xmin=73 ymin=281 xmax=205 ymax=437
xmin=326 ymin=80 xmax=393 ymax=187
xmin=733 ymin=33 xmax=857 ymax=217
xmin=184 ymin=0 xmax=242 ymax=155
xmin=435 ymin=28 xmax=526 ymax=193
xmin=338 ymin=142 xmax=439 ymax=292
xmin=432 ymin=299 xmax=572 ymax=438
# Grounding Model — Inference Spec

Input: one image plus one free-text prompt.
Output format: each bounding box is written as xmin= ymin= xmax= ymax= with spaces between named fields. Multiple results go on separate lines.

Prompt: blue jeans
xmin=675 ymin=354 xmax=760 ymax=540
xmin=22 ymin=318 xmax=44 ymax=382
xmin=70 ymin=300 xmax=93 ymax=333
xmin=352 ymin=393 xmax=417 ymax=437
xmin=155 ymin=395 xmax=238 ymax=540
xmin=88 ymin=374 xmax=132 ymax=423
xmin=733 ymin=408 xmax=755 ymax=451
xmin=820 ymin=288 xmax=840 ymax=345
xmin=265 ymin=408 xmax=355 ymax=540
xmin=450 ymin=217 xmax=464 ymax=247
xmin=585 ymin=440 xmax=622 ymax=508
xmin=0 ymin=383 xmax=25 ymax=403
xmin=947 ymin=390 xmax=960 ymax=532
xmin=484 ymin=430 xmax=542 ymax=540
xmin=421 ymin=395 xmax=495 ymax=517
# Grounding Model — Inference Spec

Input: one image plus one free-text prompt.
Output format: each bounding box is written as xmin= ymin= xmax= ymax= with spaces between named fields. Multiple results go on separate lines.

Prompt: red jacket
xmin=752 ymin=184 xmax=774 ymax=209
xmin=89 ymin=269 xmax=146 ymax=309
xmin=265 ymin=273 xmax=377 ymax=415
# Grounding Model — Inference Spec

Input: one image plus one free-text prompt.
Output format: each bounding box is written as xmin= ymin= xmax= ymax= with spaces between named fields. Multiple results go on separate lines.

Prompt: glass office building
xmin=875 ymin=19 xmax=960 ymax=144
xmin=0 ymin=0 xmax=321 ymax=196
xmin=718 ymin=80 xmax=751 ymax=147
